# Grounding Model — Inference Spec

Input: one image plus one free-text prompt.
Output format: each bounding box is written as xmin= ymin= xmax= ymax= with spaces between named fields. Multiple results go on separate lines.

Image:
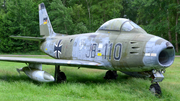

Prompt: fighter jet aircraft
xmin=0 ymin=3 xmax=175 ymax=96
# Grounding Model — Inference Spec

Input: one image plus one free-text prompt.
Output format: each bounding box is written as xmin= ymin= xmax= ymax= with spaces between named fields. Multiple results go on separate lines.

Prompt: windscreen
xmin=121 ymin=21 xmax=144 ymax=32
xmin=121 ymin=22 xmax=134 ymax=31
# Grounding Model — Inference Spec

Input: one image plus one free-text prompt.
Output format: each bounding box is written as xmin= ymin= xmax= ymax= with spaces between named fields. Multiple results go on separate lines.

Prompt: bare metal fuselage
xmin=40 ymin=30 xmax=174 ymax=72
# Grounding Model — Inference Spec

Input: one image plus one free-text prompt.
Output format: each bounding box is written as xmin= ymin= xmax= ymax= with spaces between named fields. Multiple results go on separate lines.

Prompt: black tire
xmin=60 ymin=72 xmax=66 ymax=81
xmin=57 ymin=72 xmax=66 ymax=83
xmin=149 ymin=83 xmax=162 ymax=97
xmin=104 ymin=70 xmax=118 ymax=80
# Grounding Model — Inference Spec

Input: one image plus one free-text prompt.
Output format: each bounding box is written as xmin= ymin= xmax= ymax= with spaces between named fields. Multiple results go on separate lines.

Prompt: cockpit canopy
xmin=96 ymin=18 xmax=146 ymax=33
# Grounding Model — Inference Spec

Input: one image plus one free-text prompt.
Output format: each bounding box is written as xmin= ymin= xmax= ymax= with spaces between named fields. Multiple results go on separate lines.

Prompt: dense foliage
xmin=0 ymin=0 xmax=179 ymax=53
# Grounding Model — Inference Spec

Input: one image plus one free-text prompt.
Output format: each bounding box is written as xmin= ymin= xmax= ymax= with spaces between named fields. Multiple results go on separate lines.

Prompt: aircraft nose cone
xmin=143 ymin=36 xmax=175 ymax=69
xmin=43 ymin=72 xmax=55 ymax=82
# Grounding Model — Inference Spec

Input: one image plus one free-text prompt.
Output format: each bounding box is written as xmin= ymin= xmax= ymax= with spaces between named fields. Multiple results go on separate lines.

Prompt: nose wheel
xmin=149 ymin=83 xmax=162 ymax=97
xmin=149 ymin=70 xmax=164 ymax=97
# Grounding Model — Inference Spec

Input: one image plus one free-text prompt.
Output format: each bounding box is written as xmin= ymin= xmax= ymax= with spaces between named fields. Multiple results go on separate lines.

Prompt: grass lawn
xmin=0 ymin=56 xmax=179 ymax=101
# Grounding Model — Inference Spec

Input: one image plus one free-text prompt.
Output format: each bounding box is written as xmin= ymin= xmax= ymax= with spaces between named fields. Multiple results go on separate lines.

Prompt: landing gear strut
xmin=54 ymin=65 xmax=66 ymax=83
xmin=104 ymin=70 xmax=118 ymax=80
xmin=149 ymin=70 xmax=164 ymax=97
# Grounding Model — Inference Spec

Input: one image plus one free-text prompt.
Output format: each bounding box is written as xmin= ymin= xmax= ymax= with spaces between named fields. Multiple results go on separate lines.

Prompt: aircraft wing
xmin=0 ymin=57 xmax=104 ymax=68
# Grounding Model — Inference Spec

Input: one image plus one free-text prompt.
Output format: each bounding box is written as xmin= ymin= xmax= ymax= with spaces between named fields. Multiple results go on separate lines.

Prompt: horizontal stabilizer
xmin=10 ymin=36 xmax=45 ymax=41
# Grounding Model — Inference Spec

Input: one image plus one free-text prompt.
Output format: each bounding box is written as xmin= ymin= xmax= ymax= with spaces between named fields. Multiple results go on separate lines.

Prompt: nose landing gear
xmin=149 ymin=70 xmax=164 ymax=97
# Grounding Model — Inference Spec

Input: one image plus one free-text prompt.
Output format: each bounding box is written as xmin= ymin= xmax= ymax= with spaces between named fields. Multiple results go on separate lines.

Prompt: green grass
xmin=175 ymin=51 xmax=180 ymax=55
xmin=0 ymin=56 xmax=179 ymax=100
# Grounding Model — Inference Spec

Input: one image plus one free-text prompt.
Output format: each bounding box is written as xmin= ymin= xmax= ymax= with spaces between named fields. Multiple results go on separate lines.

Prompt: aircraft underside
xmin=13 ymin=61 xmax=166 ymax=97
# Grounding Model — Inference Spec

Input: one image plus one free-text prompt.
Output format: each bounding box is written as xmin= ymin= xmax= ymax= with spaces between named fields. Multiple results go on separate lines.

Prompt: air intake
xmin=158 ymin=47 xmax=175 ymax=67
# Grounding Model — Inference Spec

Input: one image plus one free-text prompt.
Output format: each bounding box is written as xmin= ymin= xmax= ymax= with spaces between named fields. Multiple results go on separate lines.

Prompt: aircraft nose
xmin=143 ymin=36 xmax=175 ymax=69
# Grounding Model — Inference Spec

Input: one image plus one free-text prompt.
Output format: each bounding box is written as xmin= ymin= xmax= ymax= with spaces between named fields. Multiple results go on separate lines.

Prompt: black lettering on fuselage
xmin=86 ymin=44 xmax=97 ymax=58
xmin=86 ymin=43 xmax=122 ymax=61
xmin=104 ymin=43 xmax=113 ymax=60
xmin=114 ymin=43 xmax=122 ymax=61
xmin=91 ymin=44 xmax=96 ymax=58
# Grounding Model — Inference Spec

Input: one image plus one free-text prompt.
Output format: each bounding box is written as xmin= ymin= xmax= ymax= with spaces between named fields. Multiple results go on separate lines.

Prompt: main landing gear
xmin=104 ymin=70 xmax=118 ymax=80
xmin=149 ymin=70 xmax=165 ymax=97
xmin=54 ymin=65 xmax=66 ymax=83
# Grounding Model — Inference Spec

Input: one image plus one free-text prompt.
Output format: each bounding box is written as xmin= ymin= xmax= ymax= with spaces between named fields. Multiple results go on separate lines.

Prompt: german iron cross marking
xmin=54 ymin=40 xmax=62 ymax=58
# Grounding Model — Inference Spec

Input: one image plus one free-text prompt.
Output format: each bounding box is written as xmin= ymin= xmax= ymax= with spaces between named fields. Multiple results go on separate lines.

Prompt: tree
xmin=175 ymin=0 xmax=179 ymax=52
xmin=90 ymin=0 xmax=123 ymax=31
xmin=0 ymin=0 xmax=41 ymax=53
xmin=71 ymin=4 xmax=88 ymax=34
xmin=49 ymin=0 xmax=73 ymax=35
xmin=130 ymin=0 xmax=180 ymax=52
xmin=0 ymin=0 xmax=179 ymax=53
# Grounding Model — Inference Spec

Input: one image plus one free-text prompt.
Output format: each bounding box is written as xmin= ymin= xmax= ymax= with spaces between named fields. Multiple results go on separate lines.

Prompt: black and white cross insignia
xmin=54 ymin=40 xmax=63 ymax=58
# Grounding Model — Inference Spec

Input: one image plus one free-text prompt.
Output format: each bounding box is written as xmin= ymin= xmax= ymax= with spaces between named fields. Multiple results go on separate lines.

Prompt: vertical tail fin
xmin=39 ymin=3 xmax=56 ymax=36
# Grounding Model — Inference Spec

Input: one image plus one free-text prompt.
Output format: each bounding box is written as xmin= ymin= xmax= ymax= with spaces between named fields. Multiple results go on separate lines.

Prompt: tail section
xmin=39 ymin=3 xmax=56 ymax=36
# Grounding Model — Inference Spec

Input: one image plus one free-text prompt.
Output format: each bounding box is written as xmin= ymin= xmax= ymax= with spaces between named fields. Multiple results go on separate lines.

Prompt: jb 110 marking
xmin=0 ymin=3 xmax=175 ymax=96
